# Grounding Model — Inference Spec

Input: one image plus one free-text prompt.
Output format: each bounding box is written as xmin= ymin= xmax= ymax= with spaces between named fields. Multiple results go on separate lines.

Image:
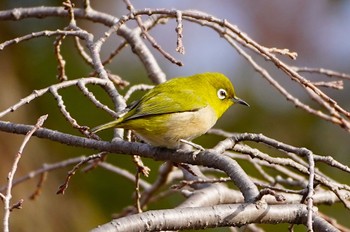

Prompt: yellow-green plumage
xmin=92 ymin=72 xmax=248 ymax=148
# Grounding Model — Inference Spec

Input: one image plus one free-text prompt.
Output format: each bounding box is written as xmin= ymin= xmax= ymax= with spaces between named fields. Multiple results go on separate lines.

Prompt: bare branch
xmin=54 ymin=34 xmax=68 ymax=82
xmin=123 ymin=0 xmax=183 ymax=66
xmin=124 ymin=84 xmax=154 ymax=101
xmin=97 ymin=162 xmax=151 ymax=190
xmin=175 ymin=10 xmax=185 ymax=54
xmin=0 ymin=4 xmax=349 ymax=231
xmin=3 ymin=115 xmax=47 ymax=232
xmin=0 ymin=77 xmax=117 ymax=119
xmin=0 ymin=121 xmax=260 ymax=202
xmin=293 ymin=66 xmax=350 ymax=80
xmin=90 ymin=203 xmax=336 ymax=232
xmin=57 ymin=153 xmax=104 ymax=195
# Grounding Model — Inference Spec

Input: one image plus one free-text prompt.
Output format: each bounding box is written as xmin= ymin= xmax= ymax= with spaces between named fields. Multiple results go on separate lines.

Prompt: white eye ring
xmin=217 ymin=88 xmax=227 ymax=100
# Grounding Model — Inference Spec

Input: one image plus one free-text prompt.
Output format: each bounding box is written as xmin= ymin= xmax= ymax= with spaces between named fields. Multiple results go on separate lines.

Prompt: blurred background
xmin=0 ymin=0 xmax=350 ymax=231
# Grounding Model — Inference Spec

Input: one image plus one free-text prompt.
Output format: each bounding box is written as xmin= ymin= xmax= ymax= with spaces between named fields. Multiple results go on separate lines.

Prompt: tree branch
xmin=0 ymin=120 xmax=259 ymax=202
xmin=90 ymin=203 xmax=337 ymax=232
xmin=2 ymin=115 xmax=47 ymax=232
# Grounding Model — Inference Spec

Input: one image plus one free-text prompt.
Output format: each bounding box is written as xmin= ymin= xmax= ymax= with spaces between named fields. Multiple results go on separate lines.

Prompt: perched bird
xmin=92 ymin=72 xmax=248 ymax=149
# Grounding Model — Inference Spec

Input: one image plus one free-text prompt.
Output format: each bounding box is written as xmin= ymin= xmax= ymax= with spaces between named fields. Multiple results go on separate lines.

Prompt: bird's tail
xmin=91 ymin=119 xmax=121 ymax=133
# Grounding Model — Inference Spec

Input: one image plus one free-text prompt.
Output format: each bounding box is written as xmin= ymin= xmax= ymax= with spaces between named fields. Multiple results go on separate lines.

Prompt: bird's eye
xmin=217 ymin=88 xmax=227 ymax=100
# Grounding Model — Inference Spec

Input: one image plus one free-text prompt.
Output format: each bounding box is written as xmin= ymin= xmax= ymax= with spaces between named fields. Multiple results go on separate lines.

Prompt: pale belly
xmin=133 ymin=106 xmax=218 ymax=149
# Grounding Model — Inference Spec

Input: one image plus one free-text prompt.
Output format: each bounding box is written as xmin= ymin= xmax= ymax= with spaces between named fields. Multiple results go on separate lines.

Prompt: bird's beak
xmin=232 ymin=96 xmax=250 ymax=107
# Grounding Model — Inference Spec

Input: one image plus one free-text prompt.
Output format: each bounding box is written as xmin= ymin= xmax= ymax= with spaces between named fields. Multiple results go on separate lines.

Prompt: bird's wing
xmin=124 ymin=88 xmax=207 ymax=120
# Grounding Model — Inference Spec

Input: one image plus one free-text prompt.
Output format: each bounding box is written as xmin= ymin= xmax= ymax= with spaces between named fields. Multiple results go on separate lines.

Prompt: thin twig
xmin=312 ymin=80 xmax=343 ymax=90
xmin=225 ymin=133 xmax=350 ymax=209
xmin=134 ymin=171 xmax=142 ymax=213
xmin=175 ymin=10 xmax=185 ymax=54
xmin=124 ymin=84 xmax=154 ymax=101
xmin=3 ymin=115 xmax=48 ymax=232
xmin=122 ymin=0 xmax=183 ymax=66
xmin=96 ymin=162 xmax=151 ymax=190
xmin=62 ymin=0 xmax=76 ymax=27
xmin=77 ymin=80 xmax=118 ymax=117
xmin=49 ymin=86 xmax=91 ymax=136
xmin=0 ymin=156 xmax=88 ymax=192
xmin=266 ymin=47 xmax=297 ymax=60
xmin=53 ymin=35 xmax=68 ymax=82
xmin=0 ymin=29 xmax=91 ymax=50
xmin=83 ymin=0 xmax=91 ymax=11
xmin=74 ymin=36 xmax=93 ymax=66
xmin=102 ymin=41 xmax=127 ymax=66
xmin=293 ymin=66 xmax=350 ymax=80
xmin=132 ymin=155 xmax=150 ymax=213
xmin=305 ymin=149 xmax=315 ymax=232
xmin=56 ymin=153 xmax=104 ymax=194
xmin=29 ymin=172 xmax=48 ymax=200
xmin=138 ymin=161 xmax=174 ymax=209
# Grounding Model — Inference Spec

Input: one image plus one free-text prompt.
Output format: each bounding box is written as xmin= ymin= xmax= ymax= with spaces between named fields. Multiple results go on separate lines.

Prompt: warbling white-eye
xmin=92 ymin=72 xmax=248 ymax=148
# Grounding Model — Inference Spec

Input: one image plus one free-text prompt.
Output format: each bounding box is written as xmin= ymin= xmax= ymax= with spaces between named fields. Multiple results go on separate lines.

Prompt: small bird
xmin=92 ymin=72 xmax=248 ymax=149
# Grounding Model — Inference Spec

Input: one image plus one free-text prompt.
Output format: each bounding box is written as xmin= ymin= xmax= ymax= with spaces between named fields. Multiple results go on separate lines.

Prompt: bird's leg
xmin=179 ymin=139 xmax=205 ymax=151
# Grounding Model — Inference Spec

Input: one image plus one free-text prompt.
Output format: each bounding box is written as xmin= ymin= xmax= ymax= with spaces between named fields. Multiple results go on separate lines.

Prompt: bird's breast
xmin=164 ymin=105 xmax=218 ymax=141
xmin=131 ymin=105 xmax=218 ymax=149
